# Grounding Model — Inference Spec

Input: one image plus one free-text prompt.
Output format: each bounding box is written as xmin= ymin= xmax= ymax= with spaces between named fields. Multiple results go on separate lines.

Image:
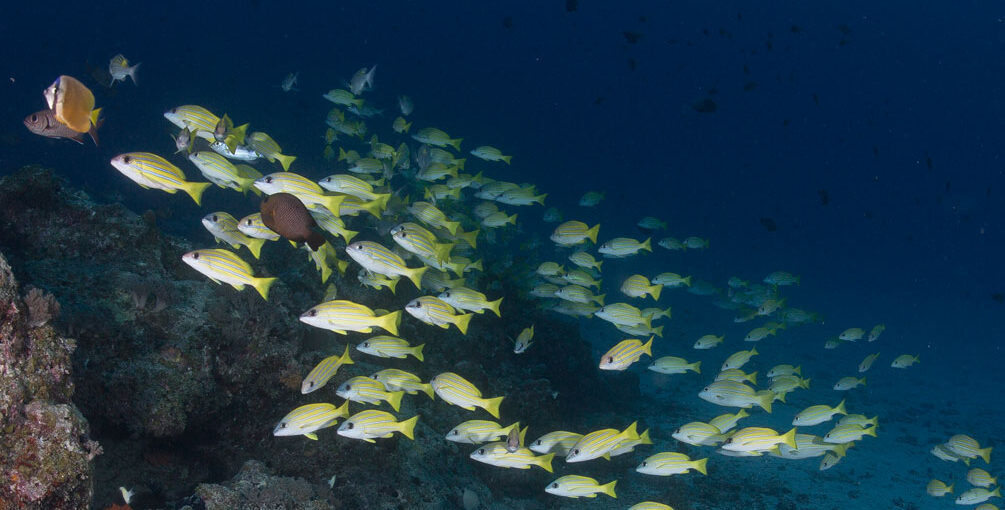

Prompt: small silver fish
xmin=172 ymin=127 xmax=194 ymax=154
xmin=280 ymin=72 xmax=299 ymax=92
xmin=349 ymin=65 xmax=377 ymax=95
xmin=108 ymin=54 xmax=140 ymax=86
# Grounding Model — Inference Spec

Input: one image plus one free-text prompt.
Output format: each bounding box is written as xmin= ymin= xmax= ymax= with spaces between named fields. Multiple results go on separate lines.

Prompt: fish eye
xmin=572 ymin=449 xmax=579 ymax=455
xmin=551 ymin=483 xmax=558 ymax=489
xmin=641 ymin=461 xmax=647 ymax=467
xmin=307 ymin=381 xmax=314 ymax=388
xmin=606 ymin=356 xmax=614 ymax=364
xmin=308 ymin=309 xmax=317 ymax=317
xmin=477 ymin=448 xmax=485 ymax=455
xmin=246 ymin=219 xmax=253 ymax=225
xmin=725 ymin=438 xmax=732 ymax=443
xmin=363 ymin=342 xmax=369 ymax=347
xmin=451 ymin=430 xmax=458 ymax=435
xmin=123 ymin=156 xmax=132 ymax=164
xmin=415 ymin=302 xmax=422 ymax=308
xmin=279 ymin=422 xmax=286 ymax=428
xmin=444 ymin=292 xmax=450 ymax=297
xmin=535 ymin=440 xmax=541 ymax=445
xmin=265 ymin=176 xmax=273 ymax=183
xmin=212 ymin=215 xmax=218 ymax=222
xmin=345 ymin=385 xmax=351 ymax=390
xmin=346 ymin=422 xmax=354 ymax=429
xmin=31 ymin=114 xmax=37 ymax=121
xmin=192 ymin=252 xmax=200 ymax=260
xmin=702 ymin=387 xmax=708 ymax=392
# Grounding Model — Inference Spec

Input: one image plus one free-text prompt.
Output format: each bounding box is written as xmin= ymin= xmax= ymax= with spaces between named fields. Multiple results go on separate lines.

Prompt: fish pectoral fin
xmin=305 ymin=433 xmax=318 ymax=440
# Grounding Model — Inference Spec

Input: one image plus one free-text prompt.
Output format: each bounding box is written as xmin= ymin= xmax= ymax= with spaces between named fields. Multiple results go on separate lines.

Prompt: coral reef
xmin=189 ymin=460 xmax=331 ymax=510
xmin=0 ymin=252 xmax=97 ymax=510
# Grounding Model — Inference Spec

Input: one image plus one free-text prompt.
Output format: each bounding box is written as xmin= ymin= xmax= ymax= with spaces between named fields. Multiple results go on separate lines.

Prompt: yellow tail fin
xmin=641 ymin=336 xmax=654 ymax=357
xmin=693 ymin=457 xmax=709 ymax=475
xmin=487 ymin=297 xmax=503 ymax=318
xmin=338 ymin=345 xmax=354 ymax=365
xmin=323 ymin=194 xmax=346 ymax=215
xmin=641 ymin=237 xmax=652 ymax=252
xmin=398 ymin=415 xmax=419 ymax=440
xmin=502 ymin=155 xmax=512 ymax=164
xmin=587 ymin=223 xmax=600 ymax=244
xmin=979 ymin=446 xmax=992 ymax=464
xmin=482 ymin=395 xmax=504 ymax=418
xmin=276 ymin=153 xmax=296 ymax=171
xmin=378 ymin=310 xmax=402 ymax=336
xmin=454 ymin=313 xmax=473 ymax=335
xmin=252 ymin=276 xmax=278 ymax=300
xmin=649 ymin=284 xmax=662 ymax=301
xmin=600 ymin=480 xmax=617 ymax=498
xmin=420 ymin=383 xmax=435 ymax=400
xmin=449 ymin=137 xmax=463 ymax=151
xmin=184 ymin=181 xmax=212 ymax=206
xmin=412 ymin=343 xmax=425 ymax=362
xmin=405 ymin=266 xmax=428 ymax=290
xmin=536 ymin=452 xmax=555 ymax=473
xmin=443 ymin=220 xmax=460 ymax=235
xmin=621 ymin=421 xmax=640 ymax=441
xmin=781 ymin=428 xmax=798 ymax=450
xmin=246 ymin=238 xmax=265 ymax=259
xmin=386 ymin=390 xmax=404 ymax=412
xmin=459 ymin=228 xmax=478 ymax=248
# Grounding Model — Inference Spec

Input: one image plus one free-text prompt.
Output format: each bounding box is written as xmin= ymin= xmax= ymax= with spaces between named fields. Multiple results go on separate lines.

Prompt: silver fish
xmin=280 ymin=72 xmax=299 ymax=92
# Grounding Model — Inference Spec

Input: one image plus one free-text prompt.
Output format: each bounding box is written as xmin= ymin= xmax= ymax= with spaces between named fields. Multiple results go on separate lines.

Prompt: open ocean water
xmin=1 ymin=1 xmax=1003 ymax=509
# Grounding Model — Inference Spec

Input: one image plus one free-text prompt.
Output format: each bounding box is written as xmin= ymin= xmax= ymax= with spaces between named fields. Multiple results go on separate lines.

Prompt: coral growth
xmin=23 ymin=286 xmax=60 ymax=327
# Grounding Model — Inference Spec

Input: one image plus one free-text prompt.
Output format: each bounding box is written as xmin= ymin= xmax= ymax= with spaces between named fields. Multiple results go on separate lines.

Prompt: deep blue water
xmin=2 ymin=1 xmax=1004 ymax=508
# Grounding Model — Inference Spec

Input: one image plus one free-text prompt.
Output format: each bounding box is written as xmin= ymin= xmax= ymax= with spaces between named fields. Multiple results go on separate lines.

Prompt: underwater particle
xmin=759 ymin=217 xmax=777 ymax=231
xmin=623 ymin=31 xmax=643 ymax=44
xmin=502 ymin=16 xmax=513 ymax=29
xmin=691 ymin=98 xmax=717 ymax=113
xmin=818 ymin=189 xmax=830 ymax=205
xmin=991 ymin=292 xmax=1004 ymax=303
xmin=628 ymin=58 xmax=637 ymax=71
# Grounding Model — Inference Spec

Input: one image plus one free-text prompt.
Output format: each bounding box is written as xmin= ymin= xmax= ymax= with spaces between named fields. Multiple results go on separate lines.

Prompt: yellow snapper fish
xmin=273 ymin=401 xmax=350 ymax=440
xmin=708 ymin=409 xmax=749 ymax=434
xmin=715 ymin=369 xmax=757 ymax=384
xmin=636 ymin=452 xmax=708 ymax=476
xmin=839 ymin=327 xmax=865 ymax=341
xmin=370 ymin=368 xmax=434 ymax=399
xmin=658 ymin=237 xmax=686 ymax=251
xmin=652 ymin=272 xmax=692 ymax=288
xmin=598 ymin=237 xmax=652 ymax=258
xmin=721 ymin=347 xmax=759 ymax=371
xmin=390 ymin=222 xmax=454 ymax=263
xmin=301 ymin=346 xmax=353 ymax=394
xmin=891 ymin=354 xmax=920 ymax=368
xmin=833 ymin=376 xmax=866 ymax=391
xmin=246 ymin=131 xmax=296 ymax=171
xmin=338 ymin=194 xmax=389 ymax=219
xmin=446 ymin=420 xmax=519 ymax=444
xmin=357 ymin=268 xmax=398 ymax=294
xmin=616 ymin=323 xmax=664 ymax=338
xmin=188 ymin=151 xmax=256 ymax=193
xmin=599 ymin=336 xmax=654 ymax=371
xmin=336 ymin=376 xmax=404 ymax=411
xmin=405 ymin=296 xmax=473 ymax=334
xmin=771 ymin=434 xmax=852 ymax=460
xmin=392 ymin=116 xmax=412 ymax=133
xmin=416 ymin=162 xmax=459 ymax=182
xmin=554 ymin=284 xmax=605 ymax=305
xmin=562 ymin=269 xmax=602 ymax=289
xmin=722 ymin=427 xmax=797 ymax=453
xmin=536 ymin=261 xmax=565 ymax=276
xmin=545 ymin=475 xmax=616 ymax=499
xmin=967 ymin=468 xmax=998 ymax=488
xmin=578 ymin=191 xmax=605 ymax=207
xmin=945 ymin=434 xmax=993 ymax=463
xmin=868 ymin=323 xmax=886 ymax=342
xmin=108 ymin=54 xmax=140 ymax=86
xmin=408 ymin=201 xmax=460 ymax=235
xmin=181 ymin=248 xmax=276 ymax=299
xmin=345 ymin=241 xmax=427 ymax=289
xmin=858 ymin=352 xmax=881 ymax=372
xmin=927 ymin=479 xmax=954 ymax=497
xmin=513 ymin=325 xmax=534 ymax=353
xmin=629 ymin=503 xmax=674 ymax=510
xmin=421 ymin=269 xmax=465 ymax=293
xmin=347 ymin=157 xmax=384 ymax=174
xmin=683 ymin=236 xmax=710 ymax=249
xmin=621 ymin=275 xmax=662 ymax=300
xmin=838 ymin=414 xmax=878 ymax=428
xmin=164 ymin=105 xmax=219 ymax=142
xmin=253 ymin=172 xmax=345 ymax=214
xmin=530 ymin=431 xmax=583 ymax=456
xmin=637 ymin=216 xmax=668 ymax=230
xmin=110 ymin=152 xmax=211 ymax=205
xmin=238 ymin=213 xmax=280 ymax=241
xmin=424 ymin=184 xmax=462 ymax=202
xmin=470 ymin=441 xmax=554 ymax=472
xmin=470 ymin=145 xmax=512 ymax=164
xmin=823 ymin=423 xmax=877 ymax=443
xmin=201 ymin=212 xmax=265 ymax=259
xmin=956 ymin=487 xmax=1001 ymax=505
xmin=430 ymin=372 xmax=504 ymax=418
xmin=348 ymin=65 xmax=377 ymax=95
xmin=337 ymin=410 xmax=418 ymax=443
xmin=550 ymin=220 xmax=600 ymax=246
xmin=769 ymin=375 xmax=810 ymax=393
xmin=438 ymin=287 xmax=503 ymax=317
xmin=698 ymin=380 xmax=774 ymax=412
xmin=356 ymin=335 xmax=424 ymax=361
xmin=693 ymin=334 xmax=724 ymax=349
xmin=595 ymin=303 xmax=650 ymax=328
xmin=648 ymin=356 xmax=701 ymax=375
xmin=672 ymin=422 xmax=727 ymax=446
xmin=481 ymin=211 xmax=517 ymax=228
xmin=299 ymin=299 xmax=402 ymax=335
xmin=568 ymin=251 xmax=602 ymax=271
xmin=496 ymin=188 xmax=546 ymax=206
xmin=322 ymin=88 xmax=364 ymax=107
xmin=744 ymin=324 xmax=782 ymax=342
xmin=931 ymin=443 xmax=967 ymax=464
xmin=412 ymin=127 xmax=462 ymax=151
xmin=566 ymin=422 xmax=640 ymax=463
xmin=793 ymin=400 xmax=847 ymax=426
xmin=763 ymin=271 xmax=800 ymax=286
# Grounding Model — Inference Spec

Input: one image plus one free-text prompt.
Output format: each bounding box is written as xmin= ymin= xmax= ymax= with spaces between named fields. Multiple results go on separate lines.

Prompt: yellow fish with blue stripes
xmin=430 ymin=372 xmax=504 ymax=418
xmin=438 ymin=287 xmax=503 ymax=317
xmin=187 ymin=151 xmax=256 ymax=193
xmin=336 ymin=376 xmax=404 ymax=412
xmin=446 ymin=420 xmax=519 ymax=444
xmin=299 ymin=299 xmax=402 ymax=335
xmin=370 ymin=368 xmax=434 ymax=399
xmin=164 ymin=105 xmax=219 ymax=141
xmin=550 ymin=220 xmax=600 ymax=246
xmin=470 ymin=441 xmax=554 ymax=472
xmin=356 ymin=335 xmax=424 ymax=361
xmin=408 ymin=201 xmax=460 ymax=235
xmin=346 ymin=241 xmax=428 ymax=290
xmin=545 ymin=475 xmax=617 ymax=499
xmin=793 ymin=400 xmax=846 ymax=426
xmin=722 ymin=427 xmax=798 ymax=453
xmin=201 ymin=212 xmax=266 ymax=259
xmin=272 ymin=401 xmax=350 ymax=440
xmin=390 ymin=222 xmax=454 ymax=263
xmin=405 ymin=296 xmax=473 ymax=334
xmin=337 ymin=410 xmax=418 ymax=443
xmin=636 ymin=452 xmax=708 ymax=476
xmin=301 ymin=345 xmax=353 ymax=394
xmin=246 ymin=131 xmax=296 ymax=171
xmin=566 ymin=422 xmax=640 ymax=462
xmin=620 ymin=275 xmax=662 ymax=300
xmin=318 ymin=173 xmax=388 ymax=202
xmin=599 ymin=336 xmax=654 ymax=371
xmin=237 ymin=213 xmax=280 ymax=241
xmin=110 ymin=152 xmax=211 ymax=205
xmin=181 ymin=248 xmax=277 ymax=299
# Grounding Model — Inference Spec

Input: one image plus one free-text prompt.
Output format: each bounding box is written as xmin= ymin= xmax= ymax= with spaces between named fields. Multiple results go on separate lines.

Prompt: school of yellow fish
xmin=36 ymin=57 xmax=999 ymax=509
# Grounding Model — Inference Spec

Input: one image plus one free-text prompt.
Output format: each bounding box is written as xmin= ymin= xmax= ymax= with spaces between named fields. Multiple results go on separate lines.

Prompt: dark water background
xmin=2 ymin=0 xmax=1003 ymax=487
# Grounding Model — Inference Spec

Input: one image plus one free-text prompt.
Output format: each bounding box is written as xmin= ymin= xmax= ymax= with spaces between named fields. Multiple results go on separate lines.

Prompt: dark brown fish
xmin=23 ymin=109 xmax=100 ymax=145
xmin=260 ymin=192 xmax=326 ymax=251
xmin=505 ymin=425 xmax=520 ymax=453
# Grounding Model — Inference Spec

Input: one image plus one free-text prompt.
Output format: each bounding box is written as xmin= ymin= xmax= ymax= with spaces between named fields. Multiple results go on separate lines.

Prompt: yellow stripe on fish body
xmin=721 ymin=347 xmax=759 ymax=371
xmin=649 ymin=356 xmax=701 ymax=375
xmin=247 ymin=131 xmax=295 ymax=170
xmin=202 ymin=212 xmax=265 ymax=259
xmin=566 ymin=422 xmax=639 ymax=462
xmin=793 ymin=400 xmax=846 ymax=426
xmin=545 ymin=475 xmax=617 ymax=499
xmin=496 ymin=187 xmax=546 ymax=206
xmin=336 ymin=409 xmax=418 ymax=443
xmin=723 ymin=427 xmax=797 ymax=452
xmin=563 ymin=269 xmax=601 ymax=289
xmin=629 ymin=503 xmax=674 ymax=510
xmin=598 ymin=237 xmax=652 ymax=257
xmin=708 ymin=409 xmax=749 ymax=433
xmin=253 ymin=172 xmax=345 ymax=214
xmin=595 ymin=303 xmax=649 ymax=328
xmin=181 ymin=248 xmax=276 ymax=299
xmin=336 ymin=376 xmax=404 ymax=412
xmin=715 ymin=369 xmax=756 ymax=384
xmin=946 ymin=434 xmax=993 ymax=463
xmin=636 ymin=452 xmax=708 ymax=476
xmin=609 ymin=428 xmax=652 ymax=456
xmin=672 ymin=421 xmax=728 ymax=446
xmin=927 ymin=479 xmax=954 ymax=497
xmin=272 ymin=401 xmax=350 ymax=439
xmin=858 ymin=352 xmax=880 ymax=372
xmin=356 ymin=335 xmax=424 ymax=361
xmin=470 ymin=442 xmax=555 ymax=472
xmin=530 ymin=431 xmax=584 ymax=456
xmin=391 ymin=222 xmax=454 ymax=263
xmin=550 ymin=220 xmax=600 ymax=245
xmin=470 ymin=145 xmax=512 ymax=164
xmin=371 ymin=368 xmax=434 ymax=399
xmin=412 ymin=127 xmax=462 ymax=151
xmin=446 ymin=420 xmax=518 ymax=444
xmin=339 ymin=194 xmax=388 ymax=219
xmin=318 ymin=173 xmax=384 ymax=201
xmin=306 ymin=205 xmax=358 ymax=243
xmin=357 ymin=269 xmax=399 ymax=294
xmin=405 ymin=296 xmax=474 ymax=334
xmin=417 ymin=162 xmax=459 ymax=182
xmin=698 ymin=380 xmax=774 ymax=412
xmin=438 ymin=287 xmax=503 ymax=317
xmin=621 ymin=275 xmax=662 ymax=300
xmin=110 ymin=152 xmax=211 ymax=205
xmin=164 ymin=105 xmax=219 ymax=141
xmin=966 ymin=468 xmax=997 ymax=488
xmin=599 ymin=336 xmax=654 ymax=371
xmin=346 ymin=241 xmax=427 ymax=290
xmin=237 ymin=213 xmax=280 ymax=240
xmin=301 ymin=345 xmax=353 ymax=394
xmin=299 ymin=299 xmax=402 ymax=336
xmin=409 ymin=201 xmax=460 ymax=235
xmin=823 ymin=424 xmax=877 ymax=444
xmin=568 ymin=251 xmax=602 ymax=270
xmin=430 ymin=372 xmax=504 ymax=418
xmin=188 ymin=151 xmax=255 ymax=193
